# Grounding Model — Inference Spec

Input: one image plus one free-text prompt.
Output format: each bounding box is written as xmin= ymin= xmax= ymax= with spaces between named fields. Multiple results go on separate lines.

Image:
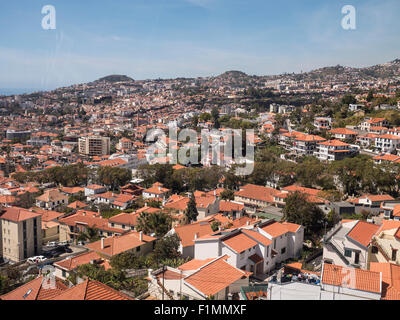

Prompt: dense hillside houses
xmin=1 ymin=58 xmax=400 ymax=301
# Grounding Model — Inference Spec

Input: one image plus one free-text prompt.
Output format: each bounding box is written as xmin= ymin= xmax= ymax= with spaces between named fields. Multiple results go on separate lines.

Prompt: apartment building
xmin=375 ymin=134 xmax=400 ymax=154
xmin=314 ymin=139 xmax=358 ymax=162
xmin=328 ymin=128 xmax=357 ymax=141
xmin=360 ymin=118 xmax=389 ymax=132
xmin=78 ymin=135 xmax=110 ymax=156
xmin=0 ymin=207 xmax=42 ymax=262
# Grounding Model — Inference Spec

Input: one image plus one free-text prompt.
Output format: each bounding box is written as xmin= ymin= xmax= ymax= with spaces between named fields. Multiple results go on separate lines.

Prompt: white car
xmin=27 ymin=256 xmax=47 ymax=264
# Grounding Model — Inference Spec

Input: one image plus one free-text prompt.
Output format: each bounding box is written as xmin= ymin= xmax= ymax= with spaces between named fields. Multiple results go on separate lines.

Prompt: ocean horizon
xmin=0 ymin=88 xmax=43 ymax=96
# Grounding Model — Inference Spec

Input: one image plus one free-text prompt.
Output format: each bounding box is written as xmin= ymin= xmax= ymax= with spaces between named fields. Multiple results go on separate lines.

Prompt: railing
xmin=156 ymin=277 xmax=175 ymax=300
xmin=323 ymin=222 xmax=342 ymax=242
xmin=371 ymin=237 xmax=391 ymax=262
xmin=241 ymin=285 xmax=269 ymax=300
xmin=327 ymin=238 xmax=350 ymax=266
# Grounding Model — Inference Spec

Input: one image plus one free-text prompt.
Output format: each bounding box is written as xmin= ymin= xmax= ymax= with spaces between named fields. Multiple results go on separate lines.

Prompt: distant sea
xmin=0 ymin=88 xmax=42 ymax=96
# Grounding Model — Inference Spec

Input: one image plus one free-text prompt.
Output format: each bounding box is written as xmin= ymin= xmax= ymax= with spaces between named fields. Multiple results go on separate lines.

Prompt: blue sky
xmin=1 ymin=0 xmax=400 ymax=90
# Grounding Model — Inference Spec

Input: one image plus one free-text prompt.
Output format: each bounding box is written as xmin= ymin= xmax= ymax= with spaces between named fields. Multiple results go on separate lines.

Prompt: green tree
xmin=136 ymin=211 xmax=172 ymax=237
xmin=185 ymin=192 xmax=198 ymax=223
xmin=283 ymin=192 xmax=326 ymax=242
xmin=220 ymin=189 xmax=234 ymax=201
xmin=77 ymin=226 xmax=101 ymax=243
xmin=154 ymin=234 xmax=181 ymax=262
xmin=97 ymin=166 xmax=132 ymax=190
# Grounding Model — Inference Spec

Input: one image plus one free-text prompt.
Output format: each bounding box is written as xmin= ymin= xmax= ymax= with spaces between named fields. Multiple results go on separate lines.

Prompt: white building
xmin=193 ymin=220 xmax=304 ymax=275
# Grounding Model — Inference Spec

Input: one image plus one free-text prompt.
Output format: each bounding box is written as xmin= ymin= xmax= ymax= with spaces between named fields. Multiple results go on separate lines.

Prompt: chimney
xmin=101 ymin=237 xmax=105 ymax=249
xmin=158 ymin=186 xmax=161 ymax=191
xmin=194 ymin=232 xmax=199 ymax=240
xmin=246 ymin=220 xmax=250 ymax=226
xmin=214 ymin=190 xmax=216 ymax=196
xmin=139 ymin=231 xmax=143 ymax=242
xmin=82 ymin=211 xmax=86 ymax=216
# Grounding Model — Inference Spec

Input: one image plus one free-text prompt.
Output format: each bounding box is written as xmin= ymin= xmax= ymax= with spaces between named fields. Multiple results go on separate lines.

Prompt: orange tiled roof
xmin=235 ymin=184 xmax=280 ymax=203
xmin=0 ymin=206 xmax=41 ymax=222
xmin=174 ymin=221 xmax=213 ymax=248
xmin=184 ymin=256 xmax=250 ymax=296
xmin=322 ymin=263 xmax=381 ymax=294
xmin=222 ymin=232 xmax=258 ymax=253
xmin=51 ymin=279 xmax=133 ymax=300
xmin=346 ymin=220 xmax=379 ymax=247
xmin=0 ymin=276 xmax=68 ymax=300
xmin=54 ymin=251 xmax=110 ymax=271
xmin=178 ymin=258 xmax=215 ymax=271
xmin=370 ymin=262 xmax=400 ymax=300
xmin=85 ymin=231 xmax=156 ymax=257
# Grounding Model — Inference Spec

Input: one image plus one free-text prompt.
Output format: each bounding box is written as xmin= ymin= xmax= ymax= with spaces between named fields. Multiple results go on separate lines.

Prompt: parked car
xmin=46 ymin=241 xmax=57 ymax=247
xmin=27 ymin=256 xmax=47 ymax=264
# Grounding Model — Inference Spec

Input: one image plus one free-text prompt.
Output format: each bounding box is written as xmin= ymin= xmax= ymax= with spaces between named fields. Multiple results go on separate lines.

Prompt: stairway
xmin=156 ymin=277 xmax=175 ymax=300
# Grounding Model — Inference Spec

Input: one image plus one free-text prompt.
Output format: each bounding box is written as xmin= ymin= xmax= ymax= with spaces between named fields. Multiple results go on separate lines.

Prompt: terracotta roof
xmin=178 ymin=258 xmax=215 ymax=271
xmin=0 ymin=276 xmax=68 ymax=300
xmin=235 ymin=184 xmax=280 ymax=203
xmin=219 ymin=200 xmax=244 ymax=212
xmin=223 ymin=232 xmax=258 ymax=253
xmin=54 ymin=251 xmax=110 ymax=271
xmin=318 ymin=139 xmax=350 ymax=147
xmin=329 ymin=128 xmax=357 ymax=135
xmin=346 ymin=221 xmax=379 ymax=247
xmin=370 ymin=262 xmax=400 ymax=300
xmin=184 ymin=256 xmax=250 ymax=296
xmin=261 ymin=221 xmax=292 ymax=238
xmin=241 ymin=229 xmax=272 ymax=247
xmin=85 ymin=231 xmax=156 ymax=257
xmin=174 ymin=221 xmax=213 ymax=248
xmin=51 ymin=279 xmax=133 ymax=300
xmin=0 ymin=206 xmax=41 ymax=222
xmin=322 ymin=263 xmax=381 ymax=294
xmin=67 ymin=201 xmax=88 ymax=209
xmin=109 ymin=212 xmax=139 ymax=225
xmin=36 ymin=189 xmax=68 ymax=202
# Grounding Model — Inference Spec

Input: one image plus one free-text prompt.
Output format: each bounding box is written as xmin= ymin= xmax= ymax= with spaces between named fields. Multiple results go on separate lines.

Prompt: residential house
xmin=329 ymin=128 xmax=357 ymax=141
xmin=36 ymin=189 xmax=68 ymax=211
xmin=54 ymin=251 xmax=111 ymax=280
xmin=142 ymin=182 xmax=170 ymax=202
xmin=84 ymin=231 xmax=156 ymax=259
xmin=234 ymin=184 xmax=280 ymax=210
xmin=194 ymin=220 xmax=303 ymax=275
xmin=323 ymin=220 xmax=379 ymax=269
xmin=148 ymin=255 xmax=251 ymax=300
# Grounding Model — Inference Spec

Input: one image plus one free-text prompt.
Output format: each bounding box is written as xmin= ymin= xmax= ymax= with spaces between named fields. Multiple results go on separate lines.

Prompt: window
xmin=136 ymin=246 xmax=141 ymax=252
xmin=281 ymin=247 xmax=286 ymax=254
xmin=344 ymin=249 xmax=352 ymax=257
xmin=273 ymin=239 xmax=276 ymax=249
xmin=371 ymin=246 xmax=378 ymax=254
xmin=62 ymin=270 xmax=66 ymax=278
xmin=392 ymin=249 xmax=397 ymax=261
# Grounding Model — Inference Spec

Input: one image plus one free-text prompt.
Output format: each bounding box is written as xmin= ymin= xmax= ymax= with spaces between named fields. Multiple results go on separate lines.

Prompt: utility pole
xmin=162 ymin=265 xmax=165 ymax=300
xmin=180 ymin=269 xmax=183 ymax=299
